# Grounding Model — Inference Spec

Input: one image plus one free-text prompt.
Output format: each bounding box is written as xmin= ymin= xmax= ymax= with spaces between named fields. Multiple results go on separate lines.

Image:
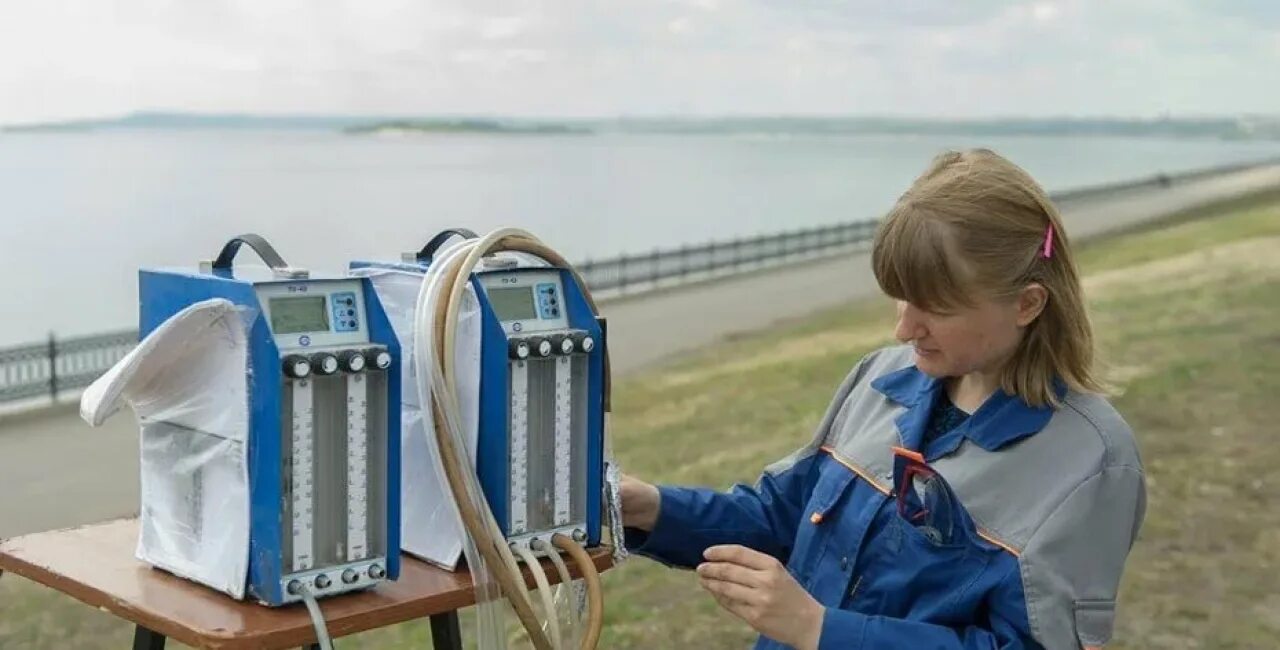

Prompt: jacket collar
xmin=870 ymin=363 xmax=1060 ymax=453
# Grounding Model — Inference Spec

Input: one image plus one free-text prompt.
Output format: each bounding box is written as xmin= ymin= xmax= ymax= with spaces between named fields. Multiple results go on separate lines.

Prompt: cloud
xmin=0 ymin=0 xmax=1276 ymax=123
xmin=667 ymin=16 xmax=694 ymax=35
xmin=480 ymin=15 xmax=529 ymax=40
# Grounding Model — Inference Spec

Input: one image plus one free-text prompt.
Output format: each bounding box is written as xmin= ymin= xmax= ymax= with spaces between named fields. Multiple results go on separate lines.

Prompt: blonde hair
xmin=871 ymin=149 xmax=1102 ymax=407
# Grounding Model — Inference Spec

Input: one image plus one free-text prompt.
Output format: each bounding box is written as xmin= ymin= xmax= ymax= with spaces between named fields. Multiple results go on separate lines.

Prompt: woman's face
xmin=893 ymin=288 xmax=1044 ymax=379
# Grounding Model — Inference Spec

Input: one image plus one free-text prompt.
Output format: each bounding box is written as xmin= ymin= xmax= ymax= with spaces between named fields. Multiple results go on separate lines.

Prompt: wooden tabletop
xmin=0 ymin=518 xmax=613 ymax=649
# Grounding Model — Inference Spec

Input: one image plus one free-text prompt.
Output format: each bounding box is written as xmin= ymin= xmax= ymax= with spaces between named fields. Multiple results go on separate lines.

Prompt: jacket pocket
xmin=857 ymin=450 xmax=1001 ymax=617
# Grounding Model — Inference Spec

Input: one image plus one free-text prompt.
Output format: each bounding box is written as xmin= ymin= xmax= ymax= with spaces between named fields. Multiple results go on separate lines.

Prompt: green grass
xmin=3 ymin=201 xmax=1280 ymax=649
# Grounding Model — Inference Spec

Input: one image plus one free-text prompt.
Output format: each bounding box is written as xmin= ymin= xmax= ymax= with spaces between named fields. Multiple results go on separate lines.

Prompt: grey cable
xmin=298 ymin=584 xmax=335 ymax=650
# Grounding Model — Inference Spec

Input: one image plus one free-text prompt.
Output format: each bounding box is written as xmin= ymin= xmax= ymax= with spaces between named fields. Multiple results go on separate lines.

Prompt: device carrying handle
xmin=212 ymin=234 xmax=289 ymax=271
xmin=417 ymin=228 xmax=479 ymax=263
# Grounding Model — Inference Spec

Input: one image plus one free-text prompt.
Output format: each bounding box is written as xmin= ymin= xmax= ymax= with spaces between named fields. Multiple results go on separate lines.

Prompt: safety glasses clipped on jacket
xmin=891 ymin=447 xmax=969 ymax=547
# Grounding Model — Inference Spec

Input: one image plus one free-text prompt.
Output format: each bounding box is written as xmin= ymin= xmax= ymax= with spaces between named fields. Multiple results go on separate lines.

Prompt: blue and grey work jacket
xmin=627 ymin=346 xmax=1146 ymax=649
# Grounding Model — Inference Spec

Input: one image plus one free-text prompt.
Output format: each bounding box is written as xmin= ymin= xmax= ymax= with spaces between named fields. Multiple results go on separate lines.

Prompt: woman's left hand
xmin=697 ymin=544 xmax=825 ymax=650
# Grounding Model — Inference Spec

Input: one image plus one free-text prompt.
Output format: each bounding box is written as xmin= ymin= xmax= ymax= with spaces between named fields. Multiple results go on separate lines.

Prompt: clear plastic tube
xmin=538 ymin=540 xmax=580 ymax=647
xmin=415 ymin=242 xmax=509 ymax=648
xmin=512 ymin=542 xmax=564 ymax=648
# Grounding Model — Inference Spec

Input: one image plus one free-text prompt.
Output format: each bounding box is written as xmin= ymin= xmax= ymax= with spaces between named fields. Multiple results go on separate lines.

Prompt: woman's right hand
xmin=620 ymin=474 xmax=662 ymax=531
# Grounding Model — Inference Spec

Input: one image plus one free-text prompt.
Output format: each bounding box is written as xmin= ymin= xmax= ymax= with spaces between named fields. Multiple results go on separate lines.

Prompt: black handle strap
xmin=417 ymin=228 xmax=479 ymax=263
xmin=212 ymin=234 xmax=289 ymax=271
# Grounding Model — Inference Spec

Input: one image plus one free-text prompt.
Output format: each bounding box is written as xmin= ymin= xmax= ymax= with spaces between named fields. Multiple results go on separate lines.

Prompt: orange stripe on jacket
xmin=819 ymin=445 xmax=891 ymax=495
xmin=976 ymin=530 xmax=1021 ymax=557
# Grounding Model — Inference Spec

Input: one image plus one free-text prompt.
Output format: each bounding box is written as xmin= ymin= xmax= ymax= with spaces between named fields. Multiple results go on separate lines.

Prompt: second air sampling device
xmin=351 ymin=227 xmax=613 ymax=650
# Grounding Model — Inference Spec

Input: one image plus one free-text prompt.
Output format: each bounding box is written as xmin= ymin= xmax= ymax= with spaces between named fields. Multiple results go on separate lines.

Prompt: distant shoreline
xmin=5 ymin=111 xmax=1279 ymax=140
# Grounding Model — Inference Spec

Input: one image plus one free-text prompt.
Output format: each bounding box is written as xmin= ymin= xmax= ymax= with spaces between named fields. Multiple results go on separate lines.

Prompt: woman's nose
xmin=894 ymin=302 xmax=926 ymax=343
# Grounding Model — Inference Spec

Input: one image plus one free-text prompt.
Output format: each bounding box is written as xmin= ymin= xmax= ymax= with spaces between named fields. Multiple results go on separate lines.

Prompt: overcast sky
xmin=2 ymin=0 xmax=1277 ymax=125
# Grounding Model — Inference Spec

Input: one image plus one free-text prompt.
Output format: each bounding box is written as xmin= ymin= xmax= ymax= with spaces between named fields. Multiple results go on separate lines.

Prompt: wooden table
xmin=0 ymin=518 xmax=612 ymax=649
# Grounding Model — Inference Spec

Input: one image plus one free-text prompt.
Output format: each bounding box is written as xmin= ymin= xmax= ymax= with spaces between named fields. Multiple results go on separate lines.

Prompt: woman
xmin=621 ymin=149 xmax=1146 ymax=650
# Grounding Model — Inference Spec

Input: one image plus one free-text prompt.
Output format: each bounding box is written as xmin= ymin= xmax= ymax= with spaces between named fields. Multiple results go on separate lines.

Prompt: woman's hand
xmin=619 ymin=474 xmax=661 ymax=531
xmin=697 ymin=545 xmax=824 ymax=650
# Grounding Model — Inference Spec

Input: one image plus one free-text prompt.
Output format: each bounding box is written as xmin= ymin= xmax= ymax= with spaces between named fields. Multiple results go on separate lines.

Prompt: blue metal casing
xmin=472 ymin=268 xmax=605 ymax=546
xmin=139 ymin=265 xmax=402 ymax=605
xmin=351 ymin=257 xmax=606 ymax=548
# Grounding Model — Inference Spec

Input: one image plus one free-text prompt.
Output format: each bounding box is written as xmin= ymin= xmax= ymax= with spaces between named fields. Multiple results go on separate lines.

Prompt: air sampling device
xmin=352 ymin=228 xmax=616 ymax=650
xmin=81 ymin=234 xmax=402 ymax=608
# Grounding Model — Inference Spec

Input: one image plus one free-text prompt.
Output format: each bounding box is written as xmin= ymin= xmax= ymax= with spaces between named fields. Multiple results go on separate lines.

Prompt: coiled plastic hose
xmin=414 ymin=228 xmax=606 ymax=649
xmin=534 ymin=538 xmax=580 ymax=646
xmin=511 ymin=542 xmax=564 ymax=648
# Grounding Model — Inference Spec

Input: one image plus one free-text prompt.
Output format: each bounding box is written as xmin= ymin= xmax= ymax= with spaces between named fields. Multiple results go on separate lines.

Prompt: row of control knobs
xmin=282 ymin=349 xmax=392 ymax=379
xmin=287 ymin=563 xmax=386 ymax=595
xmin=508 ymin=331 xmax=595 ymax=360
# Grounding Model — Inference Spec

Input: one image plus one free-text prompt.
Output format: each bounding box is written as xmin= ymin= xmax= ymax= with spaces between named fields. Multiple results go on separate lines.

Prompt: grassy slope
xmin=2 ymin=203 xmax=1278 ymax=649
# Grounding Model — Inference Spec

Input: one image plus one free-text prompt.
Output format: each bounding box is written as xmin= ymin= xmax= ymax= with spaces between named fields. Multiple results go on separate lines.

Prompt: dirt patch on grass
xmin=1085 ymin=235 xmax=1280 ymax=298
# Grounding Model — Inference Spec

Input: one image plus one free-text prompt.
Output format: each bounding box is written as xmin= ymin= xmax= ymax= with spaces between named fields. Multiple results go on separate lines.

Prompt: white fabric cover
xmin=352 ymin=267 xmax=483 ymax=569
xmin=81 ymin=298 xmax=252 ymax=599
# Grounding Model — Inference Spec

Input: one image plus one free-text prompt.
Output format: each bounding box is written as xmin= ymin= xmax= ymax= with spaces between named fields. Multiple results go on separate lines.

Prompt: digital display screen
xmin=487 ymin=287 xmax=537 ymax=321
xmin=269 ymin=296 xmax=329 ymax=334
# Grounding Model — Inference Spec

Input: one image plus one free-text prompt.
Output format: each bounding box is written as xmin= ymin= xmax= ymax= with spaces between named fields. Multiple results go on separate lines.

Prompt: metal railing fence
xmin=4 ymin=157 xmax=1276 ymax=406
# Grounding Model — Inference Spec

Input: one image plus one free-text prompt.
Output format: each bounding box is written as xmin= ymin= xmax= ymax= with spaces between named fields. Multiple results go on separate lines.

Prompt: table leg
xmin=430 ymin=611 xmax=463 ymax=650
xmin=132 ymin=625 xmax=166 ymax=650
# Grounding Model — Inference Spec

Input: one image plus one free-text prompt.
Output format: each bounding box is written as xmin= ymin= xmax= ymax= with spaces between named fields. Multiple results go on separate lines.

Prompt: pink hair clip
xmin=1042 ymin=223 xmax=1055 ymax=259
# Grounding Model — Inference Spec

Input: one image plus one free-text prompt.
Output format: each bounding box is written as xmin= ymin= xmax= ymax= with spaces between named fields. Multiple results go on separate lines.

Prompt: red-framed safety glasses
xmin=892 ymin=447 xmax=963 ymax=546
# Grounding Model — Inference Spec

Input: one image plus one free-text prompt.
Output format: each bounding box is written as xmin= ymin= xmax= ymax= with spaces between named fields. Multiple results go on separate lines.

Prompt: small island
xmin=344 ymin=119 xmax=592 ymax=136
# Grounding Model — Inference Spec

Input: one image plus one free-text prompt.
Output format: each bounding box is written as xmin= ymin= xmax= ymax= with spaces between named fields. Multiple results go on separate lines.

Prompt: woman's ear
xmin=1016 ymin=283 xmax=1048 ymax=327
